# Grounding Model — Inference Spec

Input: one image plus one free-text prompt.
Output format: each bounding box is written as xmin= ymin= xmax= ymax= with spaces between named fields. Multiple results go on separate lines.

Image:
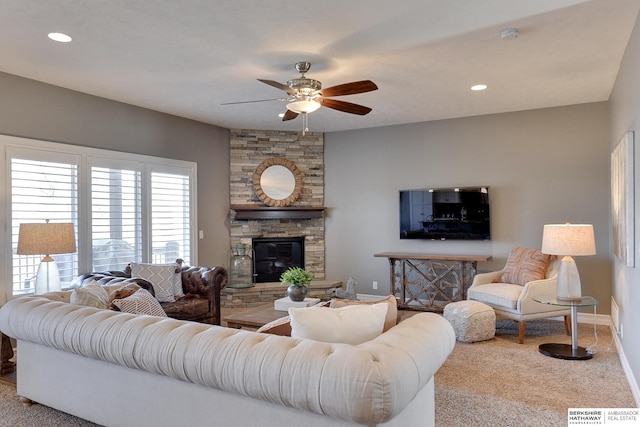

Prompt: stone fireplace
xmin=228 ymin=129 xmax=325 ymax=280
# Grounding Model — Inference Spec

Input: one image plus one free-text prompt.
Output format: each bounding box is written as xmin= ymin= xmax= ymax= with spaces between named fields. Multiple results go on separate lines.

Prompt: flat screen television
xmin=399 ymin=187 xmax=491 ymax=240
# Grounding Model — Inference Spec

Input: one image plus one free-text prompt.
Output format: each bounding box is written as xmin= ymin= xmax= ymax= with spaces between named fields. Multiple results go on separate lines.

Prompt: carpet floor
xmin=435 ymin=319 xmax=635 ymax=426
xmin=0 ymin=318 xmax=634 ymax=426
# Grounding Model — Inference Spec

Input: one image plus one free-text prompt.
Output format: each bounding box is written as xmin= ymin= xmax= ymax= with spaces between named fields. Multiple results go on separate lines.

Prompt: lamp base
xmin=34 ymin=260 xmax=61 ymax=294
xmin=539 ymin=343 xmax=592 ymax=360
xmin=556 ymin=255 xmax=582 ymax=301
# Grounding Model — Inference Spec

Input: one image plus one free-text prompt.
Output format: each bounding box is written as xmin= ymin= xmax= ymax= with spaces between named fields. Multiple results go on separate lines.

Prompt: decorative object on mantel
xmin=335 ymin=277 xmax=358 ymax=300
xmin=280 ymin=267 xmax=313 ymax=302
xmin=227 ymin=243 xmax=256 ymax=288
xmin=253 ymin=157 xmax=303 ymax=207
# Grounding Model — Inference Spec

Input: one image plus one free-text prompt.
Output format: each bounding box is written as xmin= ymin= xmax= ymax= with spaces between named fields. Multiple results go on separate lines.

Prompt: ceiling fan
xmin=223 ymin=62 xmax=378 ymax=133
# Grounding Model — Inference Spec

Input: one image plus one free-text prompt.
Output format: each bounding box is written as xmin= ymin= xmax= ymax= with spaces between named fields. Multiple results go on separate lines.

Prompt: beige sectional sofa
xmin=0 ymin=290 xmax=455 ymax=427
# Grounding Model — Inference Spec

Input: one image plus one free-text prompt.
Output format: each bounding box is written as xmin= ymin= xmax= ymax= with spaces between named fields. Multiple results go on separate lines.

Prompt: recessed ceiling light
xmin=500 ymin=28 xmax=519 ymax=41
xmin=48 ymin=32 xmax=72 ymax=43
xmin=471 ymin=84 xmax=487 ymax=91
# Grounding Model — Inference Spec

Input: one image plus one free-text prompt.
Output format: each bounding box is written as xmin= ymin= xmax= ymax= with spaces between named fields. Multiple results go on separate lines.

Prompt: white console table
xmin=374 ymin=252 xmax=491 ymax=312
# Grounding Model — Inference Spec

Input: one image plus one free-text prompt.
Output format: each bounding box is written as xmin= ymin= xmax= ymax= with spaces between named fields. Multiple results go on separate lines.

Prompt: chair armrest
xmin=517 ymin=277 xmax=564 ymax=313
xmin=180 ymin=266 xmax=227 ymax=296
xmin=180 ymin=266 xmax=228 ymax=325
xmin=520 ymin=277 xmax=558 ymax=298
xmin=469 ymin=270 xmax=505 ymax=288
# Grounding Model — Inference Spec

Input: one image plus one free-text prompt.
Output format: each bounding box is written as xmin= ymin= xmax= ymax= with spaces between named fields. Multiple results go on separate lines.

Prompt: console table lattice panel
xmin=374 ymin=253 xmax=491 ymax=312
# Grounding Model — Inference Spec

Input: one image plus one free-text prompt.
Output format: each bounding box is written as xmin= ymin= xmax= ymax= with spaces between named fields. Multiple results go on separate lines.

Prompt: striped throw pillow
xmin=501 ymin=246 xmax=551 ymax=286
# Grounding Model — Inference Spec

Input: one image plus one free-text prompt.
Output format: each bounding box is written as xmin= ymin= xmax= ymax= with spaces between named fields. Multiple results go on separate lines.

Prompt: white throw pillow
xmin=289 ymin=303 xmax=388 ymax=345
xmin=111 ymin=289 xmax=167 ymax=317
xmin=70 ymin=281 xmax=110 ymax=309
xmin=130 ymin=262 xmax=181 ymax=302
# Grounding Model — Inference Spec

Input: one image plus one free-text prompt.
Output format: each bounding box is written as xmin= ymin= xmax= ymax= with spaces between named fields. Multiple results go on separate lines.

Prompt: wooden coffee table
xmin=223 ymin=304 xmax=287 ymax=330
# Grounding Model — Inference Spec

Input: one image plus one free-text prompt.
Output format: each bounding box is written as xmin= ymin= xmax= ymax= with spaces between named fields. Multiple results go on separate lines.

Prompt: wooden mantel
xmin=230 ymin=204 xmax=325 ymax=220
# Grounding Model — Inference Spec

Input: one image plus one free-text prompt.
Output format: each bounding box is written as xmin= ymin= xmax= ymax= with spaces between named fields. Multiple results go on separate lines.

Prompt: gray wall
xmin=0 ymin=72 xmax=231 ymax=267
xmin=3 ymin=59 xmax=634 ymax=389
xmin=609 ymin=9 xmax=640 ymax=397
xmin=325 ymin=103 xmax=612 ymax=314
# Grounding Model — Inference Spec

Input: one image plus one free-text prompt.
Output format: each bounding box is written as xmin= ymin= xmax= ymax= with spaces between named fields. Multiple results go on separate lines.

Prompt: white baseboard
xmin=575 ymin=312 xmax=610 ymax=326
xmin=611 ymin=322 xmax=640 ymax=407
xmin=548 ymin=312 xmax=609 ymax=325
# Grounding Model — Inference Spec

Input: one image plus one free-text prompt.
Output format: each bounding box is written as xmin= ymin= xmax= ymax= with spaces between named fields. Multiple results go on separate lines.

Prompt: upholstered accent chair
xmin=467 ymin=247 xmax=571 ymax=344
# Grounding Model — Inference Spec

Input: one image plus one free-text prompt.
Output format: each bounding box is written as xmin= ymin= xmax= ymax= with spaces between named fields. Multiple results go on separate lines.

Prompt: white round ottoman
xmin=443 ymin=300 xmax=495 ymax=343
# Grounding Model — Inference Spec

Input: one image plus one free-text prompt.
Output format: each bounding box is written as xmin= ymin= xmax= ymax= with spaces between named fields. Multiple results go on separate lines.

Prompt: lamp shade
xmin=541 ymin=223 xmax=596 ymax=256
xmin=17 ymin=220 xmax=76 ymax=256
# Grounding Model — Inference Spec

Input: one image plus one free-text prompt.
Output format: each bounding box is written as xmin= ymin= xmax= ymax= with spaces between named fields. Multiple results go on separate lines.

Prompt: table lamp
xmin=541 ymin=223 xmax=596 ymax=301
xmin=17 ymin=219 xmax=76 ymax=294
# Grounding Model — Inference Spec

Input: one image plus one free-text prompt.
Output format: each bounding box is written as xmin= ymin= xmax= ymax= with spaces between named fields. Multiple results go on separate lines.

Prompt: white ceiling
xmin=1 ymin=0 xmax=639 ymax=133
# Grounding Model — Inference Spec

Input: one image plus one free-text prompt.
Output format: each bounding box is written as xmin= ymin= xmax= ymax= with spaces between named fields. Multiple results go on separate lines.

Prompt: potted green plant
xmin=280 ymin=267 xmax=313 ymax=302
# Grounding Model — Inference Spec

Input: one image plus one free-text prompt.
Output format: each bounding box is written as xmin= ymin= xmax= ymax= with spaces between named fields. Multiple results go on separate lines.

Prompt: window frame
xmin=1 ymin=134 xmax=198 ymax=303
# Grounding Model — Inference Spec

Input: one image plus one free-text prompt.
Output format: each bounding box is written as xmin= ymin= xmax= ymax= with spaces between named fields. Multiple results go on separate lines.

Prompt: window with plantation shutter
xmin=151 ymin=171 xmax=192 ymax=265
xmin=2 ymin=135 xmax=197 ymax=302
xmin=9 ymin=153 xmax=79 ymax=293
xmin=90 ymin=163 xmax=143 ymax=271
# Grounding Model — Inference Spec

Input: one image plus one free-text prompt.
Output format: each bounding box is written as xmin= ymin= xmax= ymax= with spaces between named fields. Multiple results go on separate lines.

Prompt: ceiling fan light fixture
xmin=286 ymin=99 xmax=321 ymax=114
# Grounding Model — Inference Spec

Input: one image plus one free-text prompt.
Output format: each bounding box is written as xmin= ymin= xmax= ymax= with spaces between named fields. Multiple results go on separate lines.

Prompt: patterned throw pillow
xmin=130 ymin=262 xmax=181 ymax=302
xmin=70 ymin=281 xmax=110 ymax=309
xmin=111 ymin=289 xmax=167 ymax=317
xmin=500 ymin=246 xmax=552 ymax=286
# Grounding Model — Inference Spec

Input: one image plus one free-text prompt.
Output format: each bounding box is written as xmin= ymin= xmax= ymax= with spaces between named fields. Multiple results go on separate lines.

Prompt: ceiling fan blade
xmin=320 ymin=80 xmax=378 ymax=97
xmin=221 ymin=98 xmax=286 ymax=105
xmin=318 ymin=98 xmax=373 ymax=115
xmin=282 ymin=110 xmax=299 ymax=121
xmin=258 ymin=79 xmax=291 ymax=92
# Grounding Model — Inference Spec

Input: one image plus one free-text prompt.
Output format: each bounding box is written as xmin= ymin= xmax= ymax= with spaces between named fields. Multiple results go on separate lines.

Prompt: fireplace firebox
xmin=252 ymin=236 xmax=305 ymax=283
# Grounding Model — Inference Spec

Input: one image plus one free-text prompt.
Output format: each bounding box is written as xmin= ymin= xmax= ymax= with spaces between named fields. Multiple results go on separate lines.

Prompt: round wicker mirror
xmin=253 ymin=157 xmax=303 ymax=207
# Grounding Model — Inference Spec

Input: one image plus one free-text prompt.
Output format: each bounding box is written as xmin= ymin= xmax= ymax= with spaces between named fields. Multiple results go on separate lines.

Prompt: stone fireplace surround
xmin=229 ymin=129 xmax=326 ymax=283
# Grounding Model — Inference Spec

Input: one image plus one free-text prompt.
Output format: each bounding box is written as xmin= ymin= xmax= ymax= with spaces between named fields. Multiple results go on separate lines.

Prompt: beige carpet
xmin=435 ymin=319 xmax=636 ymax=427
xmin=0 ymin=318 xmax=634 ymax=426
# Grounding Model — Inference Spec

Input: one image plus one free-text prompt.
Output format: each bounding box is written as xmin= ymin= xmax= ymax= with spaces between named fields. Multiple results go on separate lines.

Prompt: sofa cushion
xmin=289 ymin=303 xmax=388 ymax=345
xmin=70 ymin=281 xmax=110 ymax=309
xmin=329 ymin=295 xmax=398 ymax=332
xmin=111 ymin=289 xmax=167 ymax=317
xmin=501 ymin=246 xmax=551 ymax=286
xmin=130 ymin=262 xmax=181 ymax=302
